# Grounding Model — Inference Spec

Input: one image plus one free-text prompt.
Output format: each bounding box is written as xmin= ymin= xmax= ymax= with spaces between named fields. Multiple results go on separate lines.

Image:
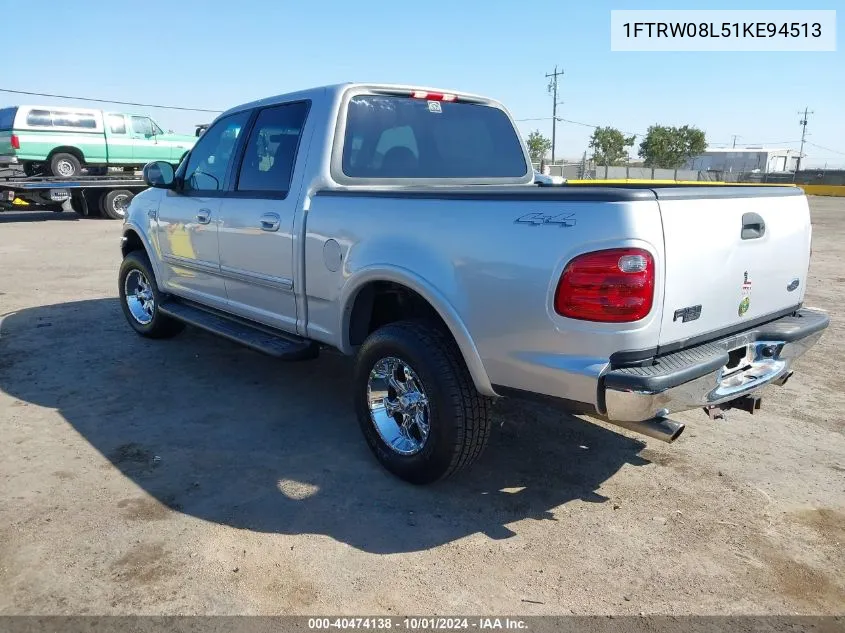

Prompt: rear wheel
xmin=49 ymin=152 xmax=82 ymax=178
xmin=353 ymin=321 xmax=491 ymax=484
xmin=118 ymin=251 xmax=184 ymax=339
xmin=100 ymin=189 xmax=134 ymax=220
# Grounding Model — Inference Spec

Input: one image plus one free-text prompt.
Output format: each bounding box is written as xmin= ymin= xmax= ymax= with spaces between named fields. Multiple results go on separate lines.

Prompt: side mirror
xmin=143 ymin=161 xmax=175 ymax=189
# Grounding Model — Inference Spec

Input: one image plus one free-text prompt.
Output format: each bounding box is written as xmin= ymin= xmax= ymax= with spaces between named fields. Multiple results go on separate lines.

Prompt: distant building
xmin=685 ymin=148 xmax=802 ymax=173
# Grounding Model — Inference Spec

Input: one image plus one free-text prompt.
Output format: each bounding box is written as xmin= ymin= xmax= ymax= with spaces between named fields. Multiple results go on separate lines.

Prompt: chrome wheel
xmin=111 ymin=194 xmax=130 ymax=218
xmin=56 ymin=159 xmax=75 ymax=177
xmin=367 ymin=356 xmax=430 ymax=456
xmin=124 ymin=269 xmax=155 ymax=325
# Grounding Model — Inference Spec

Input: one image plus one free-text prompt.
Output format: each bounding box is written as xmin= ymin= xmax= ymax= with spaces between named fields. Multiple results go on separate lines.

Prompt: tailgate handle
xmin=741 ymin=212 xmax=766 ymax=240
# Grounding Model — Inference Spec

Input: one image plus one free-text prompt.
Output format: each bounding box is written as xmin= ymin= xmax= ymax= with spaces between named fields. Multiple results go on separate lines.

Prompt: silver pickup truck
xmin=118 ymin=83 xmax=828 ymax=484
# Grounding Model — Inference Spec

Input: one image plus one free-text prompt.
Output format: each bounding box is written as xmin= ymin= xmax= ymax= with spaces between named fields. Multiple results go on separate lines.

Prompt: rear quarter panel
xmin=303 ymin=193 xmax=666 ymax=406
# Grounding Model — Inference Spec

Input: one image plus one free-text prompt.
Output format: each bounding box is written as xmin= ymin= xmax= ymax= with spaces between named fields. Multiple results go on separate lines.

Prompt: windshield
xmin=341 ymin=95 xmax=527 ymax=179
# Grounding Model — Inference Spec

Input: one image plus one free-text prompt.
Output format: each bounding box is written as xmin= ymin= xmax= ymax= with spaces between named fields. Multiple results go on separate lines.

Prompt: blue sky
xmin=4 ymin=0 xmax=843 ymax=166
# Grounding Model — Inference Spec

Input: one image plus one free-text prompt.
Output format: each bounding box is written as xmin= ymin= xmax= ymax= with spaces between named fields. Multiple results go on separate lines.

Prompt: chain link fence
xmin=534 ymin=161 xmax=845 ymax=186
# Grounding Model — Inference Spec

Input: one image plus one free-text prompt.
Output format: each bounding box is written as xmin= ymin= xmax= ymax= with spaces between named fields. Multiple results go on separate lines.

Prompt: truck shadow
xmin=0 ymin=209 xmax=79 ymax=223
xmin=0 ymin=299 xmax=650 ymax=554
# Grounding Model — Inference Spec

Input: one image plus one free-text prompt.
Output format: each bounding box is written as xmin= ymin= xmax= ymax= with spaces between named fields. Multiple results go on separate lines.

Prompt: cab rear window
xmin=341 ymin=95 xmax=527 ymax=179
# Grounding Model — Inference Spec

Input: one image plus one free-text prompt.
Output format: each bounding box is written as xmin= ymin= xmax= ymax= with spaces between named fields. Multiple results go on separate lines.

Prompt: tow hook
xmin=703 ymin=394 xmax=763 ymax=420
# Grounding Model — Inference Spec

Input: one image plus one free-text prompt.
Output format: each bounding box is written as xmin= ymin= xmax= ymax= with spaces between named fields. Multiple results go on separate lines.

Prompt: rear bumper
xmin=602 ymin=308 xmax=829 ymax=422
xmin=0 ymin=155 xmax=19 ymax=166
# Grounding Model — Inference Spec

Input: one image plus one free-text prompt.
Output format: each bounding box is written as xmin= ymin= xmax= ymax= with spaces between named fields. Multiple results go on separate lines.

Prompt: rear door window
xmin=341 ymin=95 xmax=527 ymax=179
xmin=235 ymin=101 xmax=309 ymax=195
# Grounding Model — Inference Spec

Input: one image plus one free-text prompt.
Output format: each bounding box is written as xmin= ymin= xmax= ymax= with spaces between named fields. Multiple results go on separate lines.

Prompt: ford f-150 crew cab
xmin=117 ymin=83 xmax=828 ymax=484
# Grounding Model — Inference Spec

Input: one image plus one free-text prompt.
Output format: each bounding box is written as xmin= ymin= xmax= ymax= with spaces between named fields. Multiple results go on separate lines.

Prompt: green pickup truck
xmin=0 ymin=105 xmax=196 ymax=177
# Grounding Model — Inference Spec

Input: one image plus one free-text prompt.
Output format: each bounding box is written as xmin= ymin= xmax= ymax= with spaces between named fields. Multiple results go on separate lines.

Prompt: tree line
xmin=526 ymin=125 xmax=707 ymax=169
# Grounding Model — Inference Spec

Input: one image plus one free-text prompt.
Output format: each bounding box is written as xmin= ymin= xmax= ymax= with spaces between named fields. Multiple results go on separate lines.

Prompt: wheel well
xmin=48 ymin=146 xmax=85 ymax=164
xmin=348 ymin=281 xmax=452 ymax=347
xmin=121 ymin=229 xmax=145 ymax=258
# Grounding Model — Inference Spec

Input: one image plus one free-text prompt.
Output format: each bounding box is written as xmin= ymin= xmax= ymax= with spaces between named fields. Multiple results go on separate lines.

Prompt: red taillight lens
xmin=10 ymin=134 xmax=20 ymax=150
xmin=410 ymin=90 xmax=457 ymax=102
xmin=555 ymin=248 xmax=655 ymax=322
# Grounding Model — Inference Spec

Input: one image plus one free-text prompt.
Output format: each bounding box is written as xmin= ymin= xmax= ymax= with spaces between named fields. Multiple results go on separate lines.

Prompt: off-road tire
xmin=353 ymin=320 xmax=491 ymax=484
xmin=118 ymin=251 xmax=184 ymax=339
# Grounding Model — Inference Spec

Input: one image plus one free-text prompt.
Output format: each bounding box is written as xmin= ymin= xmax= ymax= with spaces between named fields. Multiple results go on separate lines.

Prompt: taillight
xmin=10 ymin=134 xmax=20 ymax=150
xmin=554 ymin=248 xmax=655 ymax=322
xmin=409 ymin=90 xmax=457 ymax=102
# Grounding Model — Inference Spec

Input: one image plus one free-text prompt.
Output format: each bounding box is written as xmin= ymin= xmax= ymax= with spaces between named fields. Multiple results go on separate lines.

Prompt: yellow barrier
xmin=797 ymin=185 xmax=845 ymax=197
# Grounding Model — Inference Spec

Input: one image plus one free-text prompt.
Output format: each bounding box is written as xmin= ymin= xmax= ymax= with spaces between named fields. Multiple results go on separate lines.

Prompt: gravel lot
xmin=0 ymin=197 xmax=842 ymax=615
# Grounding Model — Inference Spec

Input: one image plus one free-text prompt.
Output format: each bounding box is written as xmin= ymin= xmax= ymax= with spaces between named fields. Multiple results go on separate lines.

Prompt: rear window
xmin=341 ymin=95 xmax=527 ymax=179
xmin=0 ymin=107 xmax=17 ymax=131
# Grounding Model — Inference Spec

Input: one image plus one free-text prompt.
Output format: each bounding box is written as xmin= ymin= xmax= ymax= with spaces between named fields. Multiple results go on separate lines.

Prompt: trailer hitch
xmin=703 ymin=394 xmax=763 ymax=421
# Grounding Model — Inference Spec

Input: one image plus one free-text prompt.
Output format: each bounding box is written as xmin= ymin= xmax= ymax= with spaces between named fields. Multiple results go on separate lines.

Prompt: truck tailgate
xmin=0 ymin=131 xmax=13 ymax=156
xmin=656 ymin=187 xmax=811 ymax=348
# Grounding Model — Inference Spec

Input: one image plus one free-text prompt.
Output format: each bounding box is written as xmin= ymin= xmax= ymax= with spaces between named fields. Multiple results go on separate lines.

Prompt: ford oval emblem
xmin=787 ymin=278 xmax=800 ymax=292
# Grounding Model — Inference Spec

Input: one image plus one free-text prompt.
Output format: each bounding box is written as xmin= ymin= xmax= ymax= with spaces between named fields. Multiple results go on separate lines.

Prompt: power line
xmin=515 ymin=114 xmax=640 ymax=137
xmin=805 ymin=141 xmax=845 ymax=156
xmin=0 ymin=88 xmax=223 ymax=113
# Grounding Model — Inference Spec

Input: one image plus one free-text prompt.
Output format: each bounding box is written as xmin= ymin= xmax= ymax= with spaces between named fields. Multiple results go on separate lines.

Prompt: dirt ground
xmin=0 ymin=197 xmax=842 ymax=616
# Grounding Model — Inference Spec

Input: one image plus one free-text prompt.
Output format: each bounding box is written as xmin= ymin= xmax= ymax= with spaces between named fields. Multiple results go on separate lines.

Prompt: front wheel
xmin=353 ymin=321 xmax=491 ymax=484
xmin=118 ymin=251 xmax=185 ymax=339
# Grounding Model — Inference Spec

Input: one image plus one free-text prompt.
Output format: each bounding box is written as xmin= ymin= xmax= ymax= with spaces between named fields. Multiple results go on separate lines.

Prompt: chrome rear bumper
xmin=603 ymin=309 xmax=828 ymax=423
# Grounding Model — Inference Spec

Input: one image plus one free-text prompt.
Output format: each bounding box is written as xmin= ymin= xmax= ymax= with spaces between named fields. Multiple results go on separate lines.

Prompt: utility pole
xmin=797 ymin=106 xmax=813 ymax=172
xmin=545 ymin=66 xmax=565 ymax=164
xmin=731 ymin=134 xmax=741 ymax=148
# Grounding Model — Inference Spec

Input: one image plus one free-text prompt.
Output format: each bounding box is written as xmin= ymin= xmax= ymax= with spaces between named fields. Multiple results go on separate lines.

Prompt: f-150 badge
xmin=738 ymin=271 xmax=752 ymax=317
xmin=514 ymin=212 xmax=576 ymax=227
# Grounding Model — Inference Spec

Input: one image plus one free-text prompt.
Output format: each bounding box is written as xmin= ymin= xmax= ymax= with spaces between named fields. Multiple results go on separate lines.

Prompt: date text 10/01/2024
xmin=308 ymin=618 xmax=528 ymax=630
xmin=622 ymin=22 xmax=822 ymax=38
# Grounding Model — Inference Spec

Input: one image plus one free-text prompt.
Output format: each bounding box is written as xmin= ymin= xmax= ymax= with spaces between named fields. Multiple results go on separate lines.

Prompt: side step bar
xmin=159 ymin=300 xmax=319 ymax=361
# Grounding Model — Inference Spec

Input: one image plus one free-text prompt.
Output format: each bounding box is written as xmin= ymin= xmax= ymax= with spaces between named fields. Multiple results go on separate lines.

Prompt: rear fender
xmin=339 ymin=265 xmax=495 ymax=397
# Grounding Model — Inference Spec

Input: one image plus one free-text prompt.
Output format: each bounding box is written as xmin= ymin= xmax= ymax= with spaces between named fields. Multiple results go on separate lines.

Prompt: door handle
xmin=741 ymin=212 xmax=765 ymax=240
xmin=259 ymin=212 xmax=281 ymax=232
xmin=196 ymin=208 xmax=211 ymax=225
